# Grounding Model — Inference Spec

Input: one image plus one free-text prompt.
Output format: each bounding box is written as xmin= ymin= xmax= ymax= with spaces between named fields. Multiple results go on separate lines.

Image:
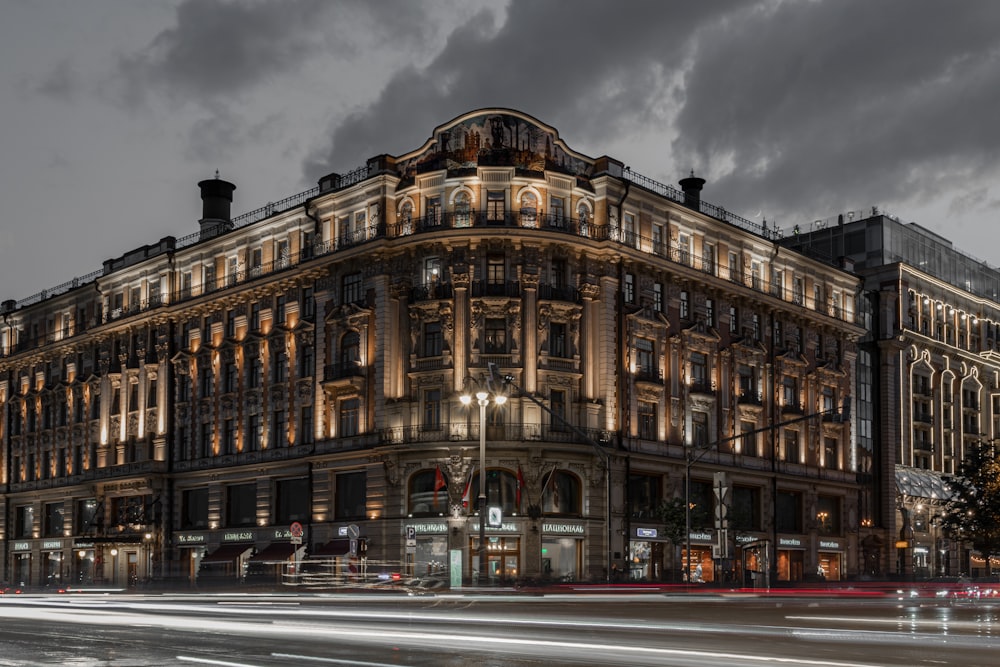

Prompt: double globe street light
xmin=460 ymin=373 xmax=507 ymax=586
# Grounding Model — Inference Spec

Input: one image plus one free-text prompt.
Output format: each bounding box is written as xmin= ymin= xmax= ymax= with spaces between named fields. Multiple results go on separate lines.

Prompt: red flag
xmin=433 ymin=465 xmax=446 ymax=508
xmin=462 ymin=465 xmax=476 ymax=509
xmin=516 ymin=464 xmax=525 ymax=511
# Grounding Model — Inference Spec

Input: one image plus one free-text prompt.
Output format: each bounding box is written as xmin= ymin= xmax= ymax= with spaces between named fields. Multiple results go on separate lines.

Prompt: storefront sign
xmin=42 ymin=540 xmax=62 ymax=550
xmin=11 ymin=542 xmax=30 ymax=552
xmin=736 ymin=534 xmax=761 ymax=544
xmin=405 ymin=522 xmax=449 ymax=535
xmin=223 ymin=531 xmax=254 ymax=542
xmin=819 ymin=540 xmax=842 ymax=550
xmin=636 ymin=528 xmax=658 ymax=538
xmin=543 ymin=523 xmax=585 ymax=535
xmin=779 ymin=537 xmax=803 ymax=548
xmin=688 ymin=531 xmax=713 ymax=542
xmin=175 ymin=533 xmax=206 ymax=545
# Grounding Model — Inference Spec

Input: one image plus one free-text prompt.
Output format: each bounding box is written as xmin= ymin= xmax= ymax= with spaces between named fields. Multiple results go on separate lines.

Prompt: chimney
xmin=198 ymin=172 xmax=237 ymax=240
xmin=678 ymin=171 xmax=706 ymax=212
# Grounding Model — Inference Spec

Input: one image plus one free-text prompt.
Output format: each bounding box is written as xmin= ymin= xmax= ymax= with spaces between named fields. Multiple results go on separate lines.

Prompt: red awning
xmin=309 ymin=539 xmax=350 ymax=557
xmin=249 ymin=542 xmax=304 ymax=563
xmin=200 ymin=543 xmax=253 ymax=564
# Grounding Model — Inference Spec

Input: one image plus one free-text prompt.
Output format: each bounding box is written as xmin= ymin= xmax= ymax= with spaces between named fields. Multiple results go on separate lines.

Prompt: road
xmin=0 ymin=591 xmax=996 ymax=666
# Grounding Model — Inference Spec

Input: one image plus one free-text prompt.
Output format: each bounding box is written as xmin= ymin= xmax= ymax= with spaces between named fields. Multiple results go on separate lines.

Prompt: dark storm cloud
xmin=113 ymin=0 xmax=445 ymax=107
xmin=673 ymin=0 xmax=1000 ymax=225
xmin=304 ymin=0 xmax=744 ymax=177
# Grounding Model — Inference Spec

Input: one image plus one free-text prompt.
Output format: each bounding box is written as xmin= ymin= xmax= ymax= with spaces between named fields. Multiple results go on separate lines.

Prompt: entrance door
xmin=127 ymin=551 xmax=139 ymax=587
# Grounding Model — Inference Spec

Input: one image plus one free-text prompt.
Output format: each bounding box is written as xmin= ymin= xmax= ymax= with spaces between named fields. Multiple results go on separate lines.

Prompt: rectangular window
xmin=550 ymin=322 xmax=567 ymax=358
xmin=339 ymin=398 xmax=359 ymax=437
xmin=251 ymin=302 xmax=261 ymax=331
xmin=426 ymin=196 xmax=441 ymax=225
xmin=423 ymin=321 xmax=443 ymax=357
xmin=275 ymin=295 xmax=287 ymax=325
xmin=624 ymin=273 xmax=635 ymax=304
xmin=276 ymin=239 xmax=290 ymax=267
xmin=638 ymin=400 xmax=657 ymax=440
xmin=247 ymin=414 xmax=262 ymax=452
xmin=222 ymin=418 xmax=236 ymax=455
xmin=628 ymin=473 xmax=662 ymax=519
xmin=653 ymin=283 xmax=663 ymax=313
xmin=335 ymin=471 xmax=367 ymax=520
xmin=181 ymin=488 xmax=208 ymax=529
xmin=728 ymin=251 xmax=740 ymax=283
xmin=823 ymin=436 xmax=840 ymax=470
xmin=44 ymin=502 xmax=64 ymax=538
xmin=550 ymin=196 xmax=565 ymax=226
xmin=224 ymin=361 xmax=238 ymax=393
xmin=692 ymin=411 xmax=708 ymax=447
xmin=690 ymin=352 xmax=707 ymax=390
xmin=678 ymin=232 xmax=691 ymax=265
xmin=635 ymin=337 xmax=654 ymax=377
xmin=729 ymin=305 xmax=738 ymax=334
xmin=732 ymin=486 xmax=761 ymax=531
xmin=776 ymin=491 xmax=802 ymax=533
xmin=550 ymin=389 xmax=567 ymax=432
xmin=271 ymin=408 xmax=288 ymax=446
xmin=342 ymin=273 xmax=363 ymax=305
xmin=272 ymin=350 xmax=288 ymax=383
xmin=485 ymin=318 xmax=507 ymax=354
xmin=248 ymin=357 xmax=263 ymax=388
xmin=299 ymin=405 xmax=313 ymax=444
xmin=226 ymin=483 xmax=257 ymax=528
xmin=702 ymin=242 xmax=716 ymax=275
xmin=487 ymin=191 xmax=505 ymax=223
xmin=784 ymin=430 xmax=800 ymax=463
xmin=487 ymin=255 xmax=505 ymax=284
xmin=680 ymin=290 xmax=689 ymax=319
xmin=275 ymin=478 xmax=309 ymax=524
xmin=740 ymin=420 xmax=758 ymax=456
xmin=423 ymin=389 xmax=441 ymax=430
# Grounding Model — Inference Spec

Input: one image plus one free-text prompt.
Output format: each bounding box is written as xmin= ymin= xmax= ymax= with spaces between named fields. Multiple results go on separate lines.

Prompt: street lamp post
xmin=460 ymin=376 xmax=506 ymax=586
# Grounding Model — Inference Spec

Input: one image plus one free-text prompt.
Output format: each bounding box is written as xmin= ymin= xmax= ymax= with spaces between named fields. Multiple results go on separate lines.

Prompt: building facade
xmin=785 ymin=214 xmax=1000 ymax=578
xmin=0 ymin=109 xmax=862 ymax=589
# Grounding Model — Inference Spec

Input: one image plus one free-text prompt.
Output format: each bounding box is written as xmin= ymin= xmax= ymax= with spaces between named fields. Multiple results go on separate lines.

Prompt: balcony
xmin=323 ymin=362 xmax=365 ymax=382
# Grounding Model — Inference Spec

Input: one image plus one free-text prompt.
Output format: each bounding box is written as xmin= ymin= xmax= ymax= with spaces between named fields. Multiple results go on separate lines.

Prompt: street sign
xmin=349 ymin=538 xmax=358 ymax=556
xmin=347 ymin=524 xmax=360 ymax=539
xmin=405 ymin=526 xmax=416 ymax=540
xmin=290 ymin=521 xmax=304 ymax=545
xmin=488 ymin=506 xmax=502 ymax=527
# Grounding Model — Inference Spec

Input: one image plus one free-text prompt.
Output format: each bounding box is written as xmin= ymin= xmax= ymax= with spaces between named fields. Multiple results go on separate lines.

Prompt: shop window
xmin=542 ymin=470 xmax=582 ymax=516
xmin=731 ymin=486 xmax=761 ymax=531
xmin=226 ymin=483 xmax=256 ymax=528
xmin=816 ymin=495 xmax=840 ymax=536
xmin=181 ymin=488 xmax=208 ymax=530
xmin=776 ymin=490 xmax=802 ymax=533
xmin=627 ymin=473 xmax=662 ymax=519
xmin=44 ymin=502 xmax=64 ymax=538
xmin=275 ymin=478 xmax=309 ymax=524
xmin=335 ymin=471 xmax=367 ymax=520
xmin=409 ymin=469 xmax=450 ymax=516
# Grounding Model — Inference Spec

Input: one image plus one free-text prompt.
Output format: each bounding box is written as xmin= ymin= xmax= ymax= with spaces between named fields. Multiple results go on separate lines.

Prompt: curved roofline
xmin=394 ymin=107 xmax=597 ymax=166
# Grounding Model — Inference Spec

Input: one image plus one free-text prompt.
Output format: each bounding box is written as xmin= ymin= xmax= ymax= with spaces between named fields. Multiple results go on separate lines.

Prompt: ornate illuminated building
xmin=0 ymin=109 xmax=863 ymax=588
xmin=785 ymin=214 xmax=1000 ymax=578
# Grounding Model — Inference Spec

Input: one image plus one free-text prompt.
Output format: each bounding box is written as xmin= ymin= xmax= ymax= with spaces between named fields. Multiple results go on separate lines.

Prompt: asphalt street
xmin=0 ymin=592 xmax=995 ymax=666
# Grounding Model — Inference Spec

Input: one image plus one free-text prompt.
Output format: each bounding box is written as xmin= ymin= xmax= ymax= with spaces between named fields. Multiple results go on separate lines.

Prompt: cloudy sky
xmin=2 ymin=0 xmax=999 ymax=303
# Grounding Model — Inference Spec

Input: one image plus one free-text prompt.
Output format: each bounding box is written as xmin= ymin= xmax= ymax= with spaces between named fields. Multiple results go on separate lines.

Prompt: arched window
xmin=467 ymin=468 xmax=520 ymax=514
xmin=520 ymin=191 xmax=538 ymax=228
xmin=454 ymin=191 xmax=472 ymax=227
xmin=399 ymin=200 xmax=414 ymax=235
xmin=541 ymin=469 xmax=582 ymax=516
xmin=577 ymin=201 xmax=591 ymax=236
xmin=408 ymin=468 xmax=449 ymax=516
